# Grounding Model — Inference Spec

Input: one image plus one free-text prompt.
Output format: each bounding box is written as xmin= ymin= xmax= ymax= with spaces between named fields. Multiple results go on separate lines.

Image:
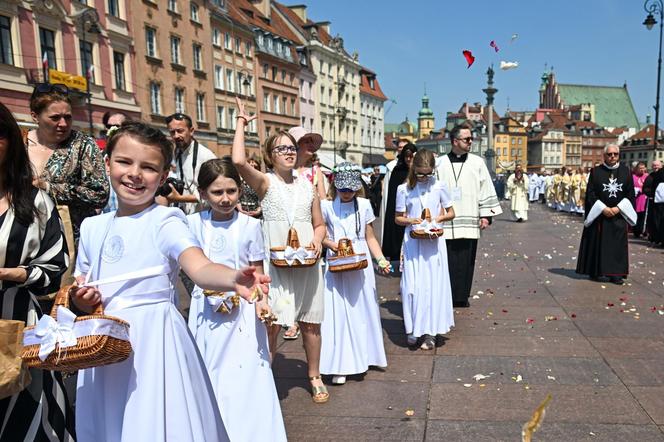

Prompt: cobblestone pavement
xmin=274 ymin=202 xmax=664 ymax=441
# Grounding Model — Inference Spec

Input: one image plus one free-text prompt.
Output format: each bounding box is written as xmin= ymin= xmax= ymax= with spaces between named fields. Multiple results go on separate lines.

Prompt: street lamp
xmin=644 ymin=0 xmax=663 ymax=149
xmin=78 ymin=8 xmax=101 ymax=135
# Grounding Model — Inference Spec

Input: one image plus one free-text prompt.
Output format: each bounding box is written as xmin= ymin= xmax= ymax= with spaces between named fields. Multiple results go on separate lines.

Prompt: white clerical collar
xmin=602 ymin=162 xmax=620 ymax=170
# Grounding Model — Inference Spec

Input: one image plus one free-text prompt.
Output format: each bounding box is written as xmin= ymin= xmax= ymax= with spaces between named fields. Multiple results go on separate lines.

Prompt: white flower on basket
xmin=33 ymin=306 xmax=78 ymax=361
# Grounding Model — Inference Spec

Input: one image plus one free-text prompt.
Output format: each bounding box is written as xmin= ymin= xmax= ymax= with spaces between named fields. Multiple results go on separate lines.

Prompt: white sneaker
xmin=332 ymin=375 xmax=346 ymax=385
xmin=407 ymin=333 xmax=417 ymax=346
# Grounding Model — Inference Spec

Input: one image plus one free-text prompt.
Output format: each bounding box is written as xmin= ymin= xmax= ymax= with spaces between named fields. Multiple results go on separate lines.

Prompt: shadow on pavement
xmin=548 ymin=267 xmax=587 ymax=280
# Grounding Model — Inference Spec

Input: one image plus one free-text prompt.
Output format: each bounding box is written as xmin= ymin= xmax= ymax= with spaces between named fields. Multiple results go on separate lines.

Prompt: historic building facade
xmin=0 ymin=0 xmax=140 ymax=134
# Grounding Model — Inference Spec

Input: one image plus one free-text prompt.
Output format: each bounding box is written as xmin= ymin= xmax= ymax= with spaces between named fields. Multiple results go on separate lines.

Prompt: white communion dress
xmin=395 ymin=179 xmax=455 ymax=338
xmin=74 ymin=205 xmax=228 ymax=442
xmin=187 ymin=209 xmax=287 ymax=442
xmin=320 ymin=197 xmax=387 ymax=376
xmin=261 ymin=172 xmax=324 ymax=325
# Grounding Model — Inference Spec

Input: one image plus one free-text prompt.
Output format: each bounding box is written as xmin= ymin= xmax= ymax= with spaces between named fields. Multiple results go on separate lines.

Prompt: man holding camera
xmin=162 ymin=113 xmax=217 ymax=214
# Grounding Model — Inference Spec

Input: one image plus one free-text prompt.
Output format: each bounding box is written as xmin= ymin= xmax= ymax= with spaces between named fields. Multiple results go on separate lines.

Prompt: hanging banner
xmin=48 ymin=69 xmax=87 ymax=91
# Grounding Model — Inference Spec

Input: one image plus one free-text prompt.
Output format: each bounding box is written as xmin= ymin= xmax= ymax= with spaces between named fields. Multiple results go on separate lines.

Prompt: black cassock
xmin=645 ymin=168 xmax=664 ymax=244
xmin=576 ymin=163 xmax=635 ymax=277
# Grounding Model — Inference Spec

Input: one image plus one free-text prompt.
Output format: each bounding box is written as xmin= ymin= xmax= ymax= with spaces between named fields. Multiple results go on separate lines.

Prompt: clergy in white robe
xmin=436 ymin=125 xmax=502 ymax=307
xmin=507 ymin=167 xmax=530 ymax=221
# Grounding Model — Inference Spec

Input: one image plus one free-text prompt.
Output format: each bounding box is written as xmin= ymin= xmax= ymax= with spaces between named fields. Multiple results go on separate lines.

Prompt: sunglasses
xmin=272 ymin=145 xmax=297 ymax=155
xmin=31 ymin=83 xmax=68 ymax=97
xmin=416 ymin=172 xmax=435 ymax=178
xmin=165 ymin=113 xmax=191 ymax=124
xmin=605 ymin=152 xmax=620 ymax=157
xmin=457 ymin=137 xmax=473 ymax=143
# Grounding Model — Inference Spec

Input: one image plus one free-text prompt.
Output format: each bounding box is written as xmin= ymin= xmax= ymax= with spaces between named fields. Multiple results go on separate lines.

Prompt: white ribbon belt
xmin=84 ymin=264 xmax=171 ymax=287
xmin=24 ymin=306 xmax=130 ymax=361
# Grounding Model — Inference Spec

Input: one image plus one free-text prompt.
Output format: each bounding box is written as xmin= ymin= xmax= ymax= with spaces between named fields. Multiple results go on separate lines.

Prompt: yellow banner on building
xmin=48 ymin=69 xmax=87 ymax=91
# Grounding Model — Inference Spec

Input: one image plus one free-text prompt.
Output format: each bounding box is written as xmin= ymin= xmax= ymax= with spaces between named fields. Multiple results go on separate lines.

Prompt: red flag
xmin=462 ymin=50 xmax=475 ymax=68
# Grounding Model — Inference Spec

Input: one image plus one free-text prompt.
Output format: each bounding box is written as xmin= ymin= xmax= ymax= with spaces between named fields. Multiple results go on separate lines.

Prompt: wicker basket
xmin=410 ymin=208 xmax=444 ymax=239
xmin=270 ymin=227 xmax=318 ymax=268
xmin=22 ymin=285 xmax=132 ymax=371
xmin=328 ymin=238 xmax=369 ymax=273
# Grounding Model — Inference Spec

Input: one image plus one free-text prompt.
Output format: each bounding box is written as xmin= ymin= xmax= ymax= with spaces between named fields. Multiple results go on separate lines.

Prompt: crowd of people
xmin=1 ymin=83 xmax=663 ymax=441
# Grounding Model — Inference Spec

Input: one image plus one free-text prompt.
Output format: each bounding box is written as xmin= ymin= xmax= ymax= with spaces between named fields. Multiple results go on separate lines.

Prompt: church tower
xmin=417 ymin=89 xmax=435 ymax=139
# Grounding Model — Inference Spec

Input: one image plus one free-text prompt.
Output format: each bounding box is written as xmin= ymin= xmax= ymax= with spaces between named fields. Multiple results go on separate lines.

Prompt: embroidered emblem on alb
xmin=210 ymin=234 xmax=227 ymax=252
xmin=102 ymin=236 xmax=124 ymax=263
xmin=602 ymin=177 xmax=623 ymax=198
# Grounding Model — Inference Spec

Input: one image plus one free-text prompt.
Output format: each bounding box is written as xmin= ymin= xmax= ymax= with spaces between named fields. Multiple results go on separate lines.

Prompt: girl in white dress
xmin=395 ymin=149 xmax=456 ymax=351
xmin=187 ymin=158 xmax=287 ymax=442
xmin=71 ymin=123 xmax=270 ymax=442
xmin=320 ymin=162 xmax=391 ymax=385
xmin=231 ymin=98 xmax=329 ymax=403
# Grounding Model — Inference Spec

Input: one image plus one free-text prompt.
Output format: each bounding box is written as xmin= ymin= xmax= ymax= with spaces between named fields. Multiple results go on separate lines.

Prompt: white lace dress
xmin=262 ymin=173 xmax=324 ymax=325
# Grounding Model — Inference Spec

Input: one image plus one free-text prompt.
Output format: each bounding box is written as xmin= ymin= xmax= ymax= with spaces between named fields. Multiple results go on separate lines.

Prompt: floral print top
xmin=38 ymin=130 xmax=109 ymax=239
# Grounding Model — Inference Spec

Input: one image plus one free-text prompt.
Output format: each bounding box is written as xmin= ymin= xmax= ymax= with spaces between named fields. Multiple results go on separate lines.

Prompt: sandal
xmin=283 ymin=325 xmax=300 ymax=340
xmin=309 ymin=376 xmax=329 ymax=403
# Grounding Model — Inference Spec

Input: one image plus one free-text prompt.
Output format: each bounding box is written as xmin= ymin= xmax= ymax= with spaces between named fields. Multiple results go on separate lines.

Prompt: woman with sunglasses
xmin=0 ymin=102 xmax=75 ymax=440
xmin=26 ymin=83 xmax=109 ymax=243
xmin=231 ymin=98 xmax=329 ymax=403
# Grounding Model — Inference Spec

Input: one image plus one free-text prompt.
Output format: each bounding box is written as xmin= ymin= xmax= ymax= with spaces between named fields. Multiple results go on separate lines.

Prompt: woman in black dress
xmin=0 ymin=102 xmax=75 ymax=441
xmin=381 ymin=143 xmax=417 ymax=261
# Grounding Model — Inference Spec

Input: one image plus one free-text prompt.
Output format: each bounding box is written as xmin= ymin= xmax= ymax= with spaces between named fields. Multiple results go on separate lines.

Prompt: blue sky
xmin=304 ymin=0 xmax=660 ymax=127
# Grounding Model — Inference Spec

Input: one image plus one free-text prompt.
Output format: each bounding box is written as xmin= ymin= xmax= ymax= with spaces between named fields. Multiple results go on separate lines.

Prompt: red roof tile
xmin=359 ymin=67 xmax=387 ymax=101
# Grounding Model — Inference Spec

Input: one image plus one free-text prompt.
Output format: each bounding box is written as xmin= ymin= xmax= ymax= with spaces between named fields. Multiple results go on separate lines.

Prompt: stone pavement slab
xmin=277 ymin=203 xmax=664 ymax=440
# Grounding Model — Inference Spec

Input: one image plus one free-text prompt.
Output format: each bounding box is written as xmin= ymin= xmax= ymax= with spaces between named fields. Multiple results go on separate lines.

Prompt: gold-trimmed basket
xmin=270 ymin=228 xmax=318 ymax=268
xmin=328 ymin=238 xmax=369 ymax=273
xmin=409 ymin=208 xmax=444 ymax=239
xmin=21 ymin=285 xmax=132 ymax=371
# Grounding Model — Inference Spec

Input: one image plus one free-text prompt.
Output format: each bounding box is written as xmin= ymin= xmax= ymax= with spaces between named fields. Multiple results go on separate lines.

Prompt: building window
xmin=190 ymin=2 xmax=200 ymax=22
xmin=262 ymin=63 xmax=268 ymax=78
xmin=174 ymin=87 xmax=185 ymax=113
xmin=290 ymin=98 xmax=295 ymax=116
xmin=229 ymin=107 xmax=236 ymax=129
xmin=282 ymin=97 xmax=287 ymax=115
xmin=145 ymin=27 xmax=157 ymax=58
xmin=257 ymin=34 xmax=264 ymax=48
xmin=320 ymin=86 xmax=325 ymax=104
xmin=113 ymin=51 xmax=125 ymax=90
xmin=1 ymin=16 xmax=14 ymax=65
xmin=216 ymin=106 xmax=225 ymax=129
xmin=266 ymin=38 xmax=273 ymax=52
xmin=235 ymin=37 xmax=241 ymax=53
xmin=108 ymin=0 xmax=120 ymax=17
xmin=263 ymin=93 xmax=270 ymax=112
xmin=196 ymin=93 xmax=205 ymax=121
xmin=150 ymin=82 xmax=161 ymax=114
xmin=212 ymin=28 xmax=221 ymax=46
xmin=225 ymin=68 xmax=234 ymax=92
xmin=40 ymin=27 xmax=56 ymax=69
xmin=170 ymin=36 xmax=181 ymax=64
xmin=79 ymin=40 xmax=94 ymax=82
xmin=193 ymin=44 xmax=202 ymax=70
xmin=245 ymin=41 xmax=252 ymax=57
xmin=224 ymin=32 xmax=232 ymax=50
xmin=275 ymin=41 xmax=282 ymax=56
xmin=273 ymin=95 xmax=279 ymax=114
xmin=281 ymin=69 xmax=286 ymax=82
xmin=167 ymin=0 xmax=177 ymax=12
xmin=271 ymin=66 xmax=277 ymax=80
xmin=214 ymin=65 xmax=223 ymax=89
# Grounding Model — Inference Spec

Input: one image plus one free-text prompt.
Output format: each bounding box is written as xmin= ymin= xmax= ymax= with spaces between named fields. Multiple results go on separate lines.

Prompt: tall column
xmin=483 ymin=65 xmax=498 ymax=176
